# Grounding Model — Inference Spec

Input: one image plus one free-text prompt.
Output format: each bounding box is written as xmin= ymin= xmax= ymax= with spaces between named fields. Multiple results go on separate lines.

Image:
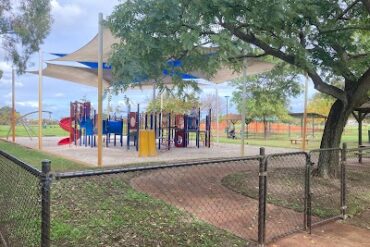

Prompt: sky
xmin=0 ymin=0 xmax=316 ymax=120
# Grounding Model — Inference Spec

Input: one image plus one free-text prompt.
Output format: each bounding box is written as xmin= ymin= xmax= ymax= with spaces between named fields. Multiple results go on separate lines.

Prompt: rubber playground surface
xmin=10 ymin=136 xmax=295 ymax=167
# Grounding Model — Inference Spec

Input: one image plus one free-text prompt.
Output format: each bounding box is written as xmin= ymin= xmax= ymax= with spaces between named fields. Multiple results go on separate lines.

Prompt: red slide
xmin=58 ymin=117 xmax=79 ymax=145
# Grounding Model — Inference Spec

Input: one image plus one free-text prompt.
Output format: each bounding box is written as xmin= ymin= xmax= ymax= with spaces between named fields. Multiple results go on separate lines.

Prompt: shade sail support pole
xmin=240 ymin=59 xmax=247 ymax=156
xmin=11 ymin=67 xmax=16 ymax=142
xmin=97 ymin=13 xmax=103 ymax=167
xmin=302 ymin=75 xmax=309 ymax=150
xmin=38 ymin=50 xmax=43 ymax=150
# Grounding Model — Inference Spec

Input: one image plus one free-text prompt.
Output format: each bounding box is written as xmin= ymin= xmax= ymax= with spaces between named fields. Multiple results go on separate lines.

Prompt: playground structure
xmin=6 ymin=111 xmax=53 ymax=140
xmin=58 ymin=101 xmax=125 ymax=147
xmin=58 ymin=101 xmax=212 ymax=152
xmin=126 ymin=105 xmax=212 ymax=151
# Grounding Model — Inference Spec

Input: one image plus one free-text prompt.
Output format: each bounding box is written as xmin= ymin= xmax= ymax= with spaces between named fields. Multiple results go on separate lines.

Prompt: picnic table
xmin=290 ymin=138 xmax=309 ymax=145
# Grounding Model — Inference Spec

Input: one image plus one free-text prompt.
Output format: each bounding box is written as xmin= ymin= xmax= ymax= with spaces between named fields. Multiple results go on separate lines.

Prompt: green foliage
xmin=0 ymin=106 xmax=20 ymax=125
xmin=231 ymin=68 xmax=301 ymax=123
xmin=0 ymin=0 xmax=51 ymax=73
xmin=308 ymin=92 xmax=336 ymax=117
xmin=108 ymin=0 xmax=370 ymax=99
xmin=147 ymin=93 xmax=200 ymax=114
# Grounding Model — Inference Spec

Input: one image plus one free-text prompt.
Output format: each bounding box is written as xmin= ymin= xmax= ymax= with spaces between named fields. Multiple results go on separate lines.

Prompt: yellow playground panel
xmin=138 ymin=130 xmax=157 ymax=157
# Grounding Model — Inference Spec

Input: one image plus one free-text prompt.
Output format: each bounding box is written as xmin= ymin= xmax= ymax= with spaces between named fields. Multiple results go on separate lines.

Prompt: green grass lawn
xmin=0 ymin=140 xmax=251 ymax=246
xmin=0 ymin=124 xmax=68 ymax=138
xmin=0 ymin=140 xmax=86 ymax=171
xmin=222 ymin=165 xmax=370 ymax=230
xmin=216 ymin=125 xmax=368 ymax=149
xmin=51 ymin=173 xmax=249 ymax=247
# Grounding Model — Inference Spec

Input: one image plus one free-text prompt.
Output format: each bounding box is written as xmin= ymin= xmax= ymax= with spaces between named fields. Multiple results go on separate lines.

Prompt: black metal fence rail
xmin=0 ymin=149 xmax=42 ymax=177
xmin=0 ymin=150 xmax=47 ymax=247
xmin=1 ymin=145 xmax=370 ymax=247
xmin=54 ymin=155 xmax=263 ymax=179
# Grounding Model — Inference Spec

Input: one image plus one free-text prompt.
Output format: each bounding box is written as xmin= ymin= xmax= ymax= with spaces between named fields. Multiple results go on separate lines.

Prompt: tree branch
xmin=228 ymin=52 xmax=268 ymax=62
xmin=361 ymin=0 xmax=370 ymax=14
xmin=220 ymin=22 xmax=347 ymax=103
xmin=320 ymin=25 xmax=370 ymax=34
xmin=348 ymin=53 xmax=369 ymax=60
xmin=335 ymin=0 xmax=361 ymax=20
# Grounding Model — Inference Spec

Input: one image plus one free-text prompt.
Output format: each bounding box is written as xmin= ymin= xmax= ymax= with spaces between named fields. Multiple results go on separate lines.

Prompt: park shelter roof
xmin=354 ymin=100 xmax=370 ymax=113
xmin=289 ymin=112 xmax=327 ymax=119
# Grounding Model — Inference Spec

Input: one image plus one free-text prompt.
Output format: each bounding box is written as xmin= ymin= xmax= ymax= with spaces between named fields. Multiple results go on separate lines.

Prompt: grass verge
xmin=0 ymin=140 xmax=252 ymax=246
xmin=0 ymin=140 xmax=87 ymax=171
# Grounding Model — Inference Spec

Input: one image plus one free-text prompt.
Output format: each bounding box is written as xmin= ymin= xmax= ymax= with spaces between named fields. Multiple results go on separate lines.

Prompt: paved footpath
xmin=270 ymin=221 xmax=370 ymax=247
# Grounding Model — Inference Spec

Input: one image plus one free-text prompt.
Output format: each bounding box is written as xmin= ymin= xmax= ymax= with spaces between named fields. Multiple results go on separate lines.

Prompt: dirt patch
xmin=270 ymin=221 xmax=370 ymax=247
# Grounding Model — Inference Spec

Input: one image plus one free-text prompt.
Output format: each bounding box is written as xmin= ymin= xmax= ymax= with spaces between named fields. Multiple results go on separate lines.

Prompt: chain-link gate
xmin=308 ymin=148 xmax=343 ymax=229
xmin=258 ymin=152 xmax=310 ymax=244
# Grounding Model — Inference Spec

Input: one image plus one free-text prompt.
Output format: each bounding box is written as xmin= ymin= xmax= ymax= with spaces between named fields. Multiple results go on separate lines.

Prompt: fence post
xmin=341 ymin=143 xmax=347 ymax=220
xmin=305 ymin=153 xmax=312 ymax=233
xmin=304 ymin=154 xmax=308 ymax=230
xmin=41 ymin=160 xmax=51 ymax=247
xmin=258 ymin=147 xmax=266 ymax=247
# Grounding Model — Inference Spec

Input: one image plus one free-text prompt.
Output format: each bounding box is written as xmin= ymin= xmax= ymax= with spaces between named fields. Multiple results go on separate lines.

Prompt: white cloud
xmin=0 ymin=61 xmax=12 ymax=73
xmin=4 ymin=92 xmax=12 ymax=99
xmin=0 ymin=78 xmax=24 ymax=87
xmin=16 ymin=101 xmax=39 ymax=108
xmin=51 ymin=0 xmax=85 ymax=26
xmin=54 ymin=92 xmax=64 ymax=97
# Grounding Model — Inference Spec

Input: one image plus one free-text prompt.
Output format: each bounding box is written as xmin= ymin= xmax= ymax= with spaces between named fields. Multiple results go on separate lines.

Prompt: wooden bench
xmin=290 ymin=138 xmax=309 ymax=144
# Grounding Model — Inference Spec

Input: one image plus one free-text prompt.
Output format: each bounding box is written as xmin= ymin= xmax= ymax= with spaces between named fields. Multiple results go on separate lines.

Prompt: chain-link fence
xmin=0 ymin=151 xmax=43 ymax=247
xmin=2 ymin=145 xmax=370 ymax=247
xmin=345 ymin=146 xmax=370 ymax=230
xmin=262 ymin=152 xmax=309 ymax=242
xmin=309 ymin=148 xmax=343 ymax=226
xmin=51 ymin=157 xmax=262 ymax=247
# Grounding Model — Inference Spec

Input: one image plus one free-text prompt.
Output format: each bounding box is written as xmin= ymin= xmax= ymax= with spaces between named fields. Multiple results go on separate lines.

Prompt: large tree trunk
xmin=317 ymin=100 xmax=352 ymax=178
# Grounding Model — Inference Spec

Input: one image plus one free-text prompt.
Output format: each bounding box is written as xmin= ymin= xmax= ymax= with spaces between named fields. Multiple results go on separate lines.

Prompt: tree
xmin=200 ymin=93 xmax=225 ymax=121
xmin=147 ymin=93 xmax=200 ymax=114
xmin=0 ymin=0 xmax=51 ymax=73
xmin=232 ymin=69 xmax=301 ymax=138
xmin=0 ymin=106 xmax=20 ymax=125
xmin=108 ymin=0 xmax=370 ymax=177
xmin=307 ymin=93 xmax=336 ymax=117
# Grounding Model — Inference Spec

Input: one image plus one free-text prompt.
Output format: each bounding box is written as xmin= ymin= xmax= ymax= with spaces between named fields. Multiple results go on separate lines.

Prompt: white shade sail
xmin=29 ymin=63 xmax=110 ymax=88
xmin=51 ymin=28 xmax=119 ymax=63
xmin=191 ymin=58 xmax=275 ymax=83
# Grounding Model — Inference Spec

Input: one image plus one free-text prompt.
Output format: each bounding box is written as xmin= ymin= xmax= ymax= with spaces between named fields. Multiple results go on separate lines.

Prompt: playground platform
xmin=9 ymin=136 xmax=295 ymax=167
